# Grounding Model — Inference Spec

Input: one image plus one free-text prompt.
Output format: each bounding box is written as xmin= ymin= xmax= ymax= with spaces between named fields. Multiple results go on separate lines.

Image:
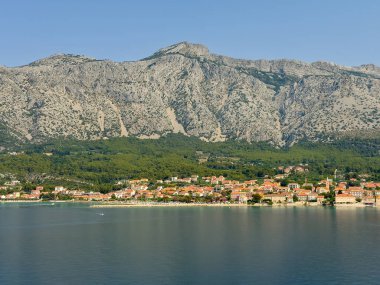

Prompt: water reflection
xmin=0 ymin=206 xmax=379 ymax=284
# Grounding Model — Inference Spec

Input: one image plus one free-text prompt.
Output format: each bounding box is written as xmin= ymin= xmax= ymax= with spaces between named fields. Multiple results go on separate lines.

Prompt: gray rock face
xmin=0 ymin=42 xmax=379 ymax=146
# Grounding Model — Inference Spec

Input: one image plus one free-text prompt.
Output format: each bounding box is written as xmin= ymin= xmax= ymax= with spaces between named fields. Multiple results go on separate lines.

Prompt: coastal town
xmin=1 ymin=166 xmax=380 ymax=207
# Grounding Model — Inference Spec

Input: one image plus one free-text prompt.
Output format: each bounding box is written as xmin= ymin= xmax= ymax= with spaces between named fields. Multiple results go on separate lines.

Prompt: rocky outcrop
xmin=0 ymin=42 xmax=379 ymax=146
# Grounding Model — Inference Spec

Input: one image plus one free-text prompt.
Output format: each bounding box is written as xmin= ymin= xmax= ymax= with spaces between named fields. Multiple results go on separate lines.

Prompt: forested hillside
xmin=0 ymin=134 xmax=379 ymax=192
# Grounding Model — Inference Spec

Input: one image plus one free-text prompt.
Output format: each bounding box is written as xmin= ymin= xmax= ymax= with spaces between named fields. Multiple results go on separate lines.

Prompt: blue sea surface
xmin=0 ymin=203 xmax=379 ymax=285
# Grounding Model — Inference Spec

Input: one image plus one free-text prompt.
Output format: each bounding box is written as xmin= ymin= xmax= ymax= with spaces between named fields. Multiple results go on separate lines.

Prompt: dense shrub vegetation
xmin=0 ymin=134 xmax=379 ymax=189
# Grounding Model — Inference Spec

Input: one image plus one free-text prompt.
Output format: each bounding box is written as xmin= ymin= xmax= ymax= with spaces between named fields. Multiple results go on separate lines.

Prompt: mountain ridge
xmin=0 ymin=42 xmax=379 ymax=147
xmin=10 ymin=42 xmax=380 ymax=72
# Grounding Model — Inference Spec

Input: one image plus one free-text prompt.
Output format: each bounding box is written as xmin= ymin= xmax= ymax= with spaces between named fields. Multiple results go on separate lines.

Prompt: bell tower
xmin=326 ymin=177 xmax=330 ymax=192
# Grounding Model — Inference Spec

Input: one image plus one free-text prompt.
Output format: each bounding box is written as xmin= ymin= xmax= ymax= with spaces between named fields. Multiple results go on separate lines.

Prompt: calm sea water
xmin=0 ymin=203 xmax=379 ymax=285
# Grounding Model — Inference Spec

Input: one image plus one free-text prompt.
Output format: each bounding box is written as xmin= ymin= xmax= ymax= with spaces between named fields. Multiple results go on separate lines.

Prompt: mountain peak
xmin=152 ymin=42 xmax=210 ymax=58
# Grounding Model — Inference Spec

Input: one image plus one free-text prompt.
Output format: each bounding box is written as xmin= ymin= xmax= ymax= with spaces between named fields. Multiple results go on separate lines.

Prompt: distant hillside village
xmin=1 ymin=167 xmax=380 ymax=207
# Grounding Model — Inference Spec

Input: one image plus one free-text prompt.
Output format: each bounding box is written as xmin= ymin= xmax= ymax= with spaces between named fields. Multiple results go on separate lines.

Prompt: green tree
xmin=248 ymin=194 xmax=262 ymax=204
xmin=22 ymin=183 xmax=36 ymax=193
xmin=261 ymin=199 xmax=273 ymax=205
xmin=40 ymin=192 xmax=55 ymax=200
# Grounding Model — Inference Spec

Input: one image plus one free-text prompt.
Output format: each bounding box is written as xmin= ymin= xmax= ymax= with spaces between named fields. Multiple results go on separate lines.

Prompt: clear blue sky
xmin=1 ymin=0 xmax=379 ymax=67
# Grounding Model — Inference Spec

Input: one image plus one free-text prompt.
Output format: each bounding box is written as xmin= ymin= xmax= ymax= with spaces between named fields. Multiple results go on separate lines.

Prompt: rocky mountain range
xmin=0 ymin=42 xmax=379 ymax=147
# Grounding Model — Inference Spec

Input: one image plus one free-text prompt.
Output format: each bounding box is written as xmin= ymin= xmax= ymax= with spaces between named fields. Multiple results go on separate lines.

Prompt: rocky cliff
xmin=0 ymin=42 xmax=379 ymax=146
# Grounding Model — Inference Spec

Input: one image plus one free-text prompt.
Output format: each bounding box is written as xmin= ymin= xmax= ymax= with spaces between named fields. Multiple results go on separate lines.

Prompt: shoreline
xmin=90 ymin=203 xmax=251 ymax=208
xmin=0 ymin=200 xmax=43 ymax=203
xmin=90 ymin=202 xmax=375 ymax=208
xmin=1 ymin=200 xmax=375 ymax=208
